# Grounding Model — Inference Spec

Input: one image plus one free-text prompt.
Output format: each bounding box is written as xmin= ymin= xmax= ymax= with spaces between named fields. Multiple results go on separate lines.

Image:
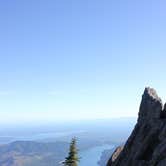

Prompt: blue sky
xmin=0 ymin=0 xmax=166 ymax=124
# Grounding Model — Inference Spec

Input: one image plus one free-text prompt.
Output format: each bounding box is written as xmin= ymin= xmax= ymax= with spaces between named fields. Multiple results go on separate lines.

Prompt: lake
xmin=79 ymin=144 xmax=114 ymax=166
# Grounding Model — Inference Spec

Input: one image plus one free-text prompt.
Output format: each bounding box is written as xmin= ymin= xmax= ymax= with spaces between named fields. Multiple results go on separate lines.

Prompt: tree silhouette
xmin=63 ymin=138 xmax=79 ymax=166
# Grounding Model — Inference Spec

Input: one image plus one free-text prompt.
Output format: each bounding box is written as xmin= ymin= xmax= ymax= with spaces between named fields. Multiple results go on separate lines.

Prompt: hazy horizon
xmin=0 ymin=116 xmax=137 ymax=126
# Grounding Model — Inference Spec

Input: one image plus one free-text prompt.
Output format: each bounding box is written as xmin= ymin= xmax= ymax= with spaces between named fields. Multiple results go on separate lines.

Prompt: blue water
xmin=0 ymin=131 xmax=86 ymax=144
xmin=80 ymin=144 xmax=114 ymax=166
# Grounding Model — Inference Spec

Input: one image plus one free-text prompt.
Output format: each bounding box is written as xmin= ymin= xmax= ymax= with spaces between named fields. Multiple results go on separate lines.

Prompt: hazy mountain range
xmin=0 ymin=118 xmax=136 ymax=166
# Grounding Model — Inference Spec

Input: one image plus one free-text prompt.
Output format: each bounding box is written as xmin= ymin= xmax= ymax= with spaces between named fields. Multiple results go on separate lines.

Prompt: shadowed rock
xmin=139 ymin=87 xmax=163 ymax=119
xmin=107 ymin=146 xmax=124 ymax=165
xmin=107 ymin=87 xmax=166 ymax=166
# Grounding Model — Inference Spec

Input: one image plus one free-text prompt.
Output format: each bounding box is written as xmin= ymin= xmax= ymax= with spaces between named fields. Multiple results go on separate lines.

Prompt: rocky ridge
xmin=107 ymin=87 xmax=166 ymax=166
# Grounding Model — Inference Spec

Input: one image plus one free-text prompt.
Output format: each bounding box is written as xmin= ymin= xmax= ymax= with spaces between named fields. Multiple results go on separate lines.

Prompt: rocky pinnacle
xmin=107 ymin=87 xmax=166 ymax=166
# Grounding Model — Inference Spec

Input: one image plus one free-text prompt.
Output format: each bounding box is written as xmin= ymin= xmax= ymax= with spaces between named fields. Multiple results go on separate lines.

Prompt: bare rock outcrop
xmin=107 ymin=87 xmax=166 ymax=166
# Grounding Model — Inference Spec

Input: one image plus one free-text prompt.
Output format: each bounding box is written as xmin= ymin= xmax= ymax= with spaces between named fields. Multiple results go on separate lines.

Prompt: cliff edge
xmin=107 ymin=87 xmax=166 ymax=166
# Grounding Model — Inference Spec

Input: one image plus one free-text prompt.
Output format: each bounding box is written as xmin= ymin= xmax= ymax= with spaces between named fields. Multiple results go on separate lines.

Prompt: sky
xmin=0 ymin=0 xmax=166 ymax=124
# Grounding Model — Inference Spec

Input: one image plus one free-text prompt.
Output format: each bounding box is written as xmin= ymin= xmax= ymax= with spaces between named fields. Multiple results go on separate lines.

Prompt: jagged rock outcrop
xmin=107 ymin=87 xmax=166 ymax=166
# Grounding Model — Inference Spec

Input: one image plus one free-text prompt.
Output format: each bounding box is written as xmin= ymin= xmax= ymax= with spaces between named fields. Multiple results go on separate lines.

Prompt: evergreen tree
xmin=63 ymin=137 xmax=79 ymax=166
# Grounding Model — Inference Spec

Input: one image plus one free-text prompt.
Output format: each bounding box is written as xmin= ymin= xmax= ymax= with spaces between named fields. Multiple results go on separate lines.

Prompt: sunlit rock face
xmin=107 ymin=87 xmax=166 ymax=166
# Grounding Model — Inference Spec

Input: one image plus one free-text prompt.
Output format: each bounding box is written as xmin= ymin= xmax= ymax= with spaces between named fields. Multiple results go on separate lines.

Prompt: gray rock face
xmin=107 ymin=87 xmax=166 ymax=166
xmin=139 ymin=87 xmax=163 ymax=119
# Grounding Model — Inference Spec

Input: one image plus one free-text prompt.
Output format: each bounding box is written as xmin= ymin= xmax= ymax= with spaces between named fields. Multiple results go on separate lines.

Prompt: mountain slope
xmin=0 ymin=141 xmax=69 ymax=166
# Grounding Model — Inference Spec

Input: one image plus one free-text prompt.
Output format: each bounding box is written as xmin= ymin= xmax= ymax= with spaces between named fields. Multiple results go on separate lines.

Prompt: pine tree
xmin=63 ymin=137 xmax=79 ymax=166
